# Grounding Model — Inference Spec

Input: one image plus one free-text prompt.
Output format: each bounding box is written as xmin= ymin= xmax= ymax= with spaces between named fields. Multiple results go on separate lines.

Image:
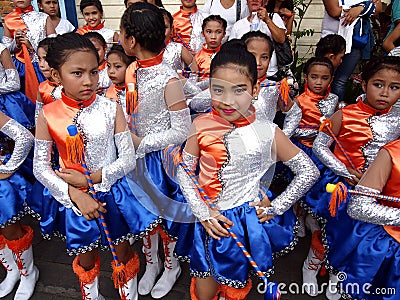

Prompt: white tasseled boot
xmin=0 ymin=240 xmax=20 ymax=297
xmin=326 ymin=273 xmax=341 ymax=300
xmin=117 ymin=252 xmax=140 ymax=300
xmin=6 ymin=226 xmax=39 ymax=300
xmin=73 ymin=255 xmax=105 ymax=300
xmin=138 ymin=233 xmax=162 ymax=295
xmin=151 ymin=240 xmax=181 ymax=299
xmin=120 ymin=277 xmax=138 ymax=300
xmin=302 ymin=230 xmax=325 ymax=297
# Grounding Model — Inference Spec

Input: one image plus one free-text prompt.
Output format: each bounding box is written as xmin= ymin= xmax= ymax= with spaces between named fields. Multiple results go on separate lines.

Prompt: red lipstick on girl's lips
xmin=222 ymin=109 xmax=236 ymax=114
xmin=81 ymin=89 xmax=93 ymax=95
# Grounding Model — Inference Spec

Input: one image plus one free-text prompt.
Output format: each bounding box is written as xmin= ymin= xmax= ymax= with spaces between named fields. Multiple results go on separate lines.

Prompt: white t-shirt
xmin=201 ymin=0 xmax=249 ymax=40
xmin=55 ymin=18 xmax=75 ymax=35
xmin=229 ymin=13 xmax=286 ymax=76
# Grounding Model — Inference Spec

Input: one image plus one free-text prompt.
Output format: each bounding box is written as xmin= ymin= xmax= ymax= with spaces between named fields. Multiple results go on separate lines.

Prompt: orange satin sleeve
xmin=195 ymin=45 xmax=219 ymax=80
xmin=380 ymin=140 xmax=400 ymax=242
xmin=42 ymin=93 xmax=96 ymax=173
xmin=39 ymin=80 xmax=60 ymax=105
xmin=333 ymin=101 xmax=391 ymax=170
xmin=195 ymin=113 xmax=229 ymax=200
xmin=172 ymin=7 xmax=195 ymax=49
xmin=4 ymin=10 xmax=29 ymax=62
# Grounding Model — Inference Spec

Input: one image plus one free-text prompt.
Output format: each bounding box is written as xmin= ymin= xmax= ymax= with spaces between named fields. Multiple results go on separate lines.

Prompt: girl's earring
xmin=252 ymin=96 xmax=258 ymax=104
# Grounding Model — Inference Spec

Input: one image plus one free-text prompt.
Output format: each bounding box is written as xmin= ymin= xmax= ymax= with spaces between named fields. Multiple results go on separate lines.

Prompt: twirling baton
xmin=174 ymin=149 xmax=280 ymax=300
xmin=66 ymin=125 xmax=126 ymax=289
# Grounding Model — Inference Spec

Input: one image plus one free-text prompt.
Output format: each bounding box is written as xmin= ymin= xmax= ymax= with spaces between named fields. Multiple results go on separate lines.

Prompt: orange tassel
xmin=22 ymin=44 xmax=39 ymax=103
xmin=65 ymin=132 xmax=85 ymax=163
xmin=125 ymin=88 xmax=137 ymax=116
xmin=163 ymin=145 xmax=182 ymax=177
xmin=328 ymin=182 xmax=348 ymax=217
xmin=111 ymin=263 xmax=126 ymax=289
xmin=279 ymin=78 xmax=289 ymax=107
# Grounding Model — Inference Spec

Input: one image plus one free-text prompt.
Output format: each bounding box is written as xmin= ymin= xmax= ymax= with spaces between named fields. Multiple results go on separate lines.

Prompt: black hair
xmin=160 ymin=8 xmax=173 ymax=28
xmin=151 ymin=0 xmax=164 ymax=7
xmin=37 ymin=37 xmax=56 ymax=53
xmin=220 ymin=39 xmax=245 ymax=52
xmin=106 ymin=44 xmax=135 ymax=66
xmin=265 ymin=0 xmax=294 ymax=13
xmin=242 ymin=30 xmax=274 ymax=57
xmin=83 ymin=31 xmax=107 ymax=48
xmin=46 ymin=32 xmax=100 ymax=71
xmin=80 ymin=0 xmax=103 ymax=14
xmin=202 ymin=15 xmax=227 ymax=31
xmin=361 ymin=56 xmax=400 ymax=83
xmin=210 ymin=43 xmax=258 ymax=86
xmin=124 ymin=0 xmax=147 ymax=8
xmin=303 ymin=57 xmax=334 ymax=76
xmin=121 ymin=2 xmax=165 ymax=54
xmin=315 ymin=34 xmax=346 ymax=57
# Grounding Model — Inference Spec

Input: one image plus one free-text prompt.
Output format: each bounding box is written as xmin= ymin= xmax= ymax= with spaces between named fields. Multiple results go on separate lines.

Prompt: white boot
xmin=120 ymin=277 xmax=138 ymax=300
xmin=326 ymin=273 xmax=341 ymax=300
xmin=0 ymin=243 xmax=20 ymax=297
xmin=151 ymin=240 xmax=181 ymax=299
xmin=73 ymin=255 xmax=104 ymax=300
xmin=13 ymin=246 xmax=39 ymax=300
xmin=138 ymin=233 xmax=162 ymax=295
xmin=302 ymin=247 xmax=323 ymax=297
xmin=305 ymin=214 xmax=320 ymax=234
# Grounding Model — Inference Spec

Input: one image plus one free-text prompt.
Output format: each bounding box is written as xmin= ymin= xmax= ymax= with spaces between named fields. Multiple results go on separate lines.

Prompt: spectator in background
xmin=37 ymin=0 xmax=75 ymax=34
xmin=0 ymin=15 xmax=3 ymax=41
xmin=201 ymin=0 xmax=249 ymax=40
xmin=383 ymin=0 xmax=400 ymax=53
xmin=265 ymin=0 xmax=294 ymax=35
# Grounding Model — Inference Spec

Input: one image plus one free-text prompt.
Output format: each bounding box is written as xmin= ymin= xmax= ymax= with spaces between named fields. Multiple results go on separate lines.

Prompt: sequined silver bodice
xmin=74 ymin=96 xmax=117 ymax=183
xmin=135 ymin=63 xmax=179 ymax=137
xmin=21 ymin=11 xmax=48 ymax=61
xmin=216 ymin=115 xmax=277 ymax=210
xmin=189 ymin=11 xmax=206 ymax=53
xmin=255 ymin=82 xmax=279 ymax=121
xmin=96 ymin=27 xmax=115 ymax=52
xmin=163 ymin=42 xmax=184 ymax=71
xmin=317 ymin=93 xmax=338 ymax=118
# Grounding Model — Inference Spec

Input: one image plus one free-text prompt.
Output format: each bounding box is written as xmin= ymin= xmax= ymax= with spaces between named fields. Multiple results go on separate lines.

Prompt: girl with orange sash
xmin=121 ymin=3 xmax=194 ymax=298
xmin=105 ymin=44 xmax=135 ymax=121
xmin=77 ymin=0 xmax=118 ymax=52
xmin=84 ymin=31 xmax=112 ymax=96
xmin=307 ymin=56 xmax=400 ymax=300
xmin=35 ymin=37 xmax=62 ymax=121
xmin=2 ymin=0 xmax=56 ymax=102
xmin=335 ymin=138 xmax=400 ymax=299
xmin=31 ymin=33 xmax=159 ymax=299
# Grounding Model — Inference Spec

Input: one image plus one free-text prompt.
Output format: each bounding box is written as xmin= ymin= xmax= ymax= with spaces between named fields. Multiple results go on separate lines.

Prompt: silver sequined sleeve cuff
xmin=0 ymin=69 xmax=21 ymax=94
xmin=35 ymin=101 xmax=44 ymax=124
xmin=177 ymin=150 xmax=211 ymax=221
xmin=293 ymin=127 xmax=318 ymax=140
xmin=97 ymin=130 xmax=136 ymax=192
xmin=136 ymin=108 xmax=191 ymax=158
xmin=196 ymin=78 xmax=210 ymax=90
xmin=1 ymin=36 xmax=17 ymax=53
xmin=189 ymin=89 xmax=211 ymax=113
xmin=184 ymin=74 xmax=202 ymax=99
xmin=282 ymin=102 xmax=302 ymax=138
xmin=268 ymin=151 xmax=319 ymax=215
xmin=312 ymin=131 xmax=352 ymax=178
xmin=33 ymin=139 xmax=76 ymax=210
xmin=0 ymin=119 xmax=34 ymax=173
xmin=347 ymin=185 xmax=400 ymax=226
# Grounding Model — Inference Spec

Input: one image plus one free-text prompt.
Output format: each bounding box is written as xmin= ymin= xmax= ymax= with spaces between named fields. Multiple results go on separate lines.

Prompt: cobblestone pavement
xmin=1 ymin=217 xmax=329 ymax=300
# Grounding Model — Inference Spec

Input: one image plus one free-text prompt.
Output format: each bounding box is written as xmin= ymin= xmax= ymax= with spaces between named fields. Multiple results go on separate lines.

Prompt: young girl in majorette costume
xmin=308 ymin=56 xmax=400 ymax=300
xmin=76 ymin=0 xmax=118 ymax=52
xmin=0 ymin=111 xmax=36 ymax=299
xmin=121 ymin=3 xmax=194 ymax=299
xmin=31 ymin=32 xmax=160 ymax=299
xmin=178 ymin=44 xmax=318 ymax=300
xmin=334 ymin=138 xmax=400 ymax=299
xmin=37 ymin=0 xmax=75 ymax=34
xmin=2 ymin=0 xmax=56 ymax=101
xmin=105 ymin=44 xmax=135 ymax=122
xmin=84 ymin=32 xmax=112 ymax=95
xmin=35 ymin=37 xmax=62 ymax=122
xmin=243 ymin=30 xmax=301 ymax=138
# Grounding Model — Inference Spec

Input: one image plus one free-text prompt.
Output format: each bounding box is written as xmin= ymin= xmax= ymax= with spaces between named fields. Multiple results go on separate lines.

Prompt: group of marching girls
xmin=1 ymin=0 xmax=400 ymax=299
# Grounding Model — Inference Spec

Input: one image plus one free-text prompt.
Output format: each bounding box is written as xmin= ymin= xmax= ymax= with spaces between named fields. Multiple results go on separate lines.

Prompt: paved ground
xmin=1 ymin=216 xmax=330 ymax=300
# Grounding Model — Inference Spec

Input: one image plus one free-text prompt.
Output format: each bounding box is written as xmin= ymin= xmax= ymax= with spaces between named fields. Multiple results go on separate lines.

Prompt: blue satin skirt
xmin=0 ymin=91 xmax=35 ymax=130
xmin=129 ymin=150 xmax=196 ymax=260
xmin=190 ymin=201 xmax=297 ymax=287
xmin=0 ymin=171 xmax=32 ymax=228
xmin=27 ymin=177 xmax=160 ymax=255
xmin=13 ymin=58 xmax=46 ymax=96
xmin=328 ymin=221 xmax=400 ymax=300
